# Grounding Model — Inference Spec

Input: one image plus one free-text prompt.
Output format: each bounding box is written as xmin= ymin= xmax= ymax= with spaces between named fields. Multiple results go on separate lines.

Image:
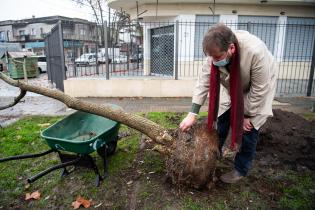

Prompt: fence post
xmin=174 ymin=20 xmax=179 ymax=80
xmin=307 ymin=39 xmax=315 ymax=96
xmin=58 ymin=20 xmax=66 ymax=91
xmin=104 ymin=21 xmax=109 ymax=80
xmin=23 ymin=56 xmax=28 ymax=83
xmin=112 ymin=22 xmax=116 ymax=74
xmin=72 ymin=40 xmax=77 ymax=77
xmin=95 ymin=30 xmax=99 ymax=75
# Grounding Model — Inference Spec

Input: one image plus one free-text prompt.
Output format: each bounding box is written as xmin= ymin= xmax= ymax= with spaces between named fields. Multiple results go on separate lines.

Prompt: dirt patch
xmin=258 ymin=109 xmax=315 ymax=171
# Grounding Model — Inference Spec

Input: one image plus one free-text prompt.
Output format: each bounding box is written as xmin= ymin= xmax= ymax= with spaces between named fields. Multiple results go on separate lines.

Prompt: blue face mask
xmin=213 ymin=57 xmax=230 ymax=67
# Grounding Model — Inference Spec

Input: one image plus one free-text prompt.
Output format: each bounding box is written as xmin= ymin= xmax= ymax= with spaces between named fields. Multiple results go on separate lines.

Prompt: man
xmin=179 ymin=24 xmax=277 ymax=184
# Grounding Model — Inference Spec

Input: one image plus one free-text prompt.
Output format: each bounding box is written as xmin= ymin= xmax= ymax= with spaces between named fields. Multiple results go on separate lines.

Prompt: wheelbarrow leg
xmin=57 ymin=151 xmax=70 ymax=177
xmin=101 ymin=145 xmax=109 ymax=178
xmin=27 ymin=157 xmax=80 ymax=183
xmin=86 ymin=155 xmax=103 ymax=187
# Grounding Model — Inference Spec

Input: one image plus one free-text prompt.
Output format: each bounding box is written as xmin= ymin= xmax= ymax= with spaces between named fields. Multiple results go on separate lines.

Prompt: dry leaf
xmin=25 ymin=193 xmax=31 ymax=200
xmin=25 ymin=191 xmax=41 ymax=200
xmin=72 ymin=196 xmax=91 ymax=209
xmin=37 ymin=123 xmax=51 ymax=128
xmin=72 ymin=200 xmax=81 ymax=210
xmin=24 ymin=183 xmax=30 ymax=189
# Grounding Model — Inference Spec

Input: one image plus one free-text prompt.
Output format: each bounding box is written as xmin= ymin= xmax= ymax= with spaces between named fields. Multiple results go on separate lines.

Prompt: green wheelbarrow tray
xmin=41 ymin=110 xmax=120 ymax=154
xmin=0 ymin=108 xmax=121 ymax=186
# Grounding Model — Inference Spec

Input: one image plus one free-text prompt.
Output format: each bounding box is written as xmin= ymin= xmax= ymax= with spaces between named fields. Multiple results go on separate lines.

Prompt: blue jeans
xmin=217 ymin=109 xmax=259 ymax=176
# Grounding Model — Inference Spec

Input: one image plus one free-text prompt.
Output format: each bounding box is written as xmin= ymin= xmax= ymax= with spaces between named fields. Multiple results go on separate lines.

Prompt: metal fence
xmin=58 ymin=20 xmax=315 ymax=96
xmin=45 ymin=21 xmax=66 ymax=91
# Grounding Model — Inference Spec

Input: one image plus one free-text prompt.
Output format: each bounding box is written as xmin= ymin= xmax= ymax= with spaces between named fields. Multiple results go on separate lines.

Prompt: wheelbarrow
xmin=0 ymin=110 xmax=120 ymax=186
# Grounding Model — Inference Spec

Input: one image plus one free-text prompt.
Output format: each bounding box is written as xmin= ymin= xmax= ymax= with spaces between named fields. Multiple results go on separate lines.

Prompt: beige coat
xmin=192 ymin=30 xmax=278 ymax=129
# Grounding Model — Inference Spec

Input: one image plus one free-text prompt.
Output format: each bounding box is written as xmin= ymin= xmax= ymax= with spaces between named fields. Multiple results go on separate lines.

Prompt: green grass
xmin=0 ymin=116 xmax=62 ymax=207
xmin=108 ymin=133 xmax=140 ymax=174
xmin=301 ymin=112 xmax=315 ymax=121
xmin=147 ymin=112 xmax=185 ymax=129
xmin=182 ymin=197 xmax=209 ymax=210
xmin=279 ymin=171 xmax=315 ymax=210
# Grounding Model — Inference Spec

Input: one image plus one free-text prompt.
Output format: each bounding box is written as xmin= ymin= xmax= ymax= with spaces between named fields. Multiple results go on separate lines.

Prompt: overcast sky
xmin=0 ymin=0 xmax=110 ymax=22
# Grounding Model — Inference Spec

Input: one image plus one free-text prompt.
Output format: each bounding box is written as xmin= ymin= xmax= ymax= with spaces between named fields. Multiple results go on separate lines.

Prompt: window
xmin=284 ymin=17 xmax=315 ymax=61
xmin=238 ymin=16 xmax=277 ymax=54
xmin=0 ymin=31 xmax=5 ymax=41
xmin=38 ymin=57 xmax=46 ymax=62
xmin=80 ymin=29 xmax=86 ymax=36
xmin=19 ymin=30 xmax=25 ymax=35
xmin=194 ymin=15 xmax=220 ymax=60
xmin=31 ymin=28 xmax=36 ymax=35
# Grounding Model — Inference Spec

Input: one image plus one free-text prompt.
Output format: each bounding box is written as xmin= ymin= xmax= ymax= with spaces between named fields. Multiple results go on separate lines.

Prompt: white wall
xmin=64 ymin=78 xmax=197 ymax=97
xmin=219 ymin=15 xmax=238 ymax=30
xmin=175 ymin=15 xmax=196 ymax=62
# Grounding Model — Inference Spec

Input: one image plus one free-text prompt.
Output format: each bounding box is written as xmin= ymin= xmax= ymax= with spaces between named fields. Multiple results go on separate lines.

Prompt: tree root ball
xmin=166 ymin=120 xmax=219 ymax=189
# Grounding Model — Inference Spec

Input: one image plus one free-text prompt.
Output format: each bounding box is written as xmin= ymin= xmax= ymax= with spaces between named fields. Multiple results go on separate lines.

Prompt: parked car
xmin=129 ymin=54 xmax=143 ymax=63
xmin=97 ymin=53 xmax=112 ymax=64
xmin=32 ymin=55 xmax=68 ymax=73
xmin=30 ymin=55 xmax=47 ymax=73
xmin=113 ymin=55 xmax=128 ymax=64
xmin=36 ymin=56 xmax=47 ymax=73
xmin=75 ymin=53 xmax=96 ymax=66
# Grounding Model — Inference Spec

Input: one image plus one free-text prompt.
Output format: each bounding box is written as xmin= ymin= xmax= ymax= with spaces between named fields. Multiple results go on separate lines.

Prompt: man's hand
xmin=179 ymin=113 xmax=197 ymax=132
xmin=243 ymin=118 xmax=253 ymax=132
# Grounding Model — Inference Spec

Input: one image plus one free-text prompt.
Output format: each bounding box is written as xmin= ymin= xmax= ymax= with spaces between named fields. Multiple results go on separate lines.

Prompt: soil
xmin=258 ymin=109 xmax=315 ymax=171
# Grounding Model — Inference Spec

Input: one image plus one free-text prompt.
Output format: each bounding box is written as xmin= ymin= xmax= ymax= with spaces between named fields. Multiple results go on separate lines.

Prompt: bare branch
xmin=0 ymin=88 xmax=26 ymax=110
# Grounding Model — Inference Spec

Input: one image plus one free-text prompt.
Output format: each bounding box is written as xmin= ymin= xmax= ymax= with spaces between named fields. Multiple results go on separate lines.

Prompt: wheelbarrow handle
xmin=0 ymin=149 xmax=55 ymax=163
xmin=27 ymin=157 xmax=81 ymax=183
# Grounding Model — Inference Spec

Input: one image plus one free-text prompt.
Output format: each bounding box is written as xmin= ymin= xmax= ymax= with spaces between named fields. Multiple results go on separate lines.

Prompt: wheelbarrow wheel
xmin=97 ymin=141 xmax=117 ymax=158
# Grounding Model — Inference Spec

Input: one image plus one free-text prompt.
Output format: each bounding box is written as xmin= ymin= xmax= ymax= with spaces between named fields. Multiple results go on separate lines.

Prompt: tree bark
xmin=0 ymin=73 xmax=174 ymax=145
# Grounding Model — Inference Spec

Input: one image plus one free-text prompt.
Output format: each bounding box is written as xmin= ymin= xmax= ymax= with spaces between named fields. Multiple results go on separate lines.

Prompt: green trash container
xmin=0 ymin=51 xmax=39 ymax=79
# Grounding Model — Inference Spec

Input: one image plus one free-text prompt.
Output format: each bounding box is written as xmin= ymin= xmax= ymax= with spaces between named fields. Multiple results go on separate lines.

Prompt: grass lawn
xmin=0 ymin=112 xmax=314 ymax=209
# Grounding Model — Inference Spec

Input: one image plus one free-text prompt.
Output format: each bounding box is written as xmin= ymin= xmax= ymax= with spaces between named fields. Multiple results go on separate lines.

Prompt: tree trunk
xmin=0 ymin=73 xmax=173 ymax=145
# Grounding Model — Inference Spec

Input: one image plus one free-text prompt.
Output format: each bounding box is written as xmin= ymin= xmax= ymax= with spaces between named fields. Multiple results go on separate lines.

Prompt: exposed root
xmin=152 ymin=145 xmax=171 ymax=156
xmin=166 ymin=120 xmax=219 ymax=189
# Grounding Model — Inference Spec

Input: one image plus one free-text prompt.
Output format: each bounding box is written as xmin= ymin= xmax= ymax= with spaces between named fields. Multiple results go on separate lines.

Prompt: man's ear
xmin=230 ymin=43 xmax=236 ymax=54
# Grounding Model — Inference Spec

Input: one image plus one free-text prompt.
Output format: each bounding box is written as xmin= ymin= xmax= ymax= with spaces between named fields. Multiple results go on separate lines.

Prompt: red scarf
xmin=207 ymin=43 xmax=244 ymax=150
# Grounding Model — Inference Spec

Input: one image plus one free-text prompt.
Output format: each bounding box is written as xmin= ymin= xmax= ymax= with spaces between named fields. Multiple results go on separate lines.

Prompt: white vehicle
xmin=113 ymin=55 xmax=128 ymax=64
xmin=75 ymin=53 xmax=96 ymax=66
xmin=97 ymin=53 xmax=112 ymax=64
xmin=32 ymin=56 xmax=47 ymax=73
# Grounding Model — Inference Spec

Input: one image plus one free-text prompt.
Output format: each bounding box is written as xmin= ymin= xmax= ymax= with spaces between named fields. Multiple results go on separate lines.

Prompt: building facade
xmin=0 ymin=16 xmax=98 ymax=57
xmin=108 ymin=0 xmax=315 ymax=81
